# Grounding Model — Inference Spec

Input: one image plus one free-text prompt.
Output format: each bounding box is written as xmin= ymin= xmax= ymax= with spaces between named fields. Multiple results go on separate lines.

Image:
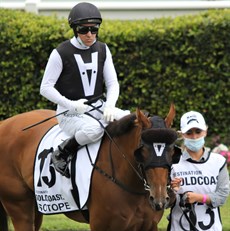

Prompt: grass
xmin=8 ymin=196 xmax=230 ymax=230
xmin=38 ymin=196 xmax=230 ymax=230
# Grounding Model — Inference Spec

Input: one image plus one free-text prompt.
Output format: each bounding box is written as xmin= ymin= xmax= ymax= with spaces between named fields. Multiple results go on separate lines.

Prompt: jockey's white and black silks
xmin=55 ymin=40 xmax=106 ymax=101
xmin=40 ymin=36 xmax=130 ymax=145
xmin=40 ymin=36 xmax=120 ymax=115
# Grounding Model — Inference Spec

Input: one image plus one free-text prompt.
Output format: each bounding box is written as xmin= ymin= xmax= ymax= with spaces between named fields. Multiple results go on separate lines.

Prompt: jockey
xmin=40 ymin=2 xmax=130 ymax=178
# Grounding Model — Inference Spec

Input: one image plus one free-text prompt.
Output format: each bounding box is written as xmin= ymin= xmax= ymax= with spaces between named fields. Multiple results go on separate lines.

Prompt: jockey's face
xmin=77 ymin=24 xmax=99 ymax=47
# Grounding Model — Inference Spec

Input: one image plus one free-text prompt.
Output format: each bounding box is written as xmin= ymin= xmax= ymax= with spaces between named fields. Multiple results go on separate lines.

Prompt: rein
xmin=179 ymin=193 xmax=199 ymax=231
xmin=179 ymin=204 xmax=198 ymax=231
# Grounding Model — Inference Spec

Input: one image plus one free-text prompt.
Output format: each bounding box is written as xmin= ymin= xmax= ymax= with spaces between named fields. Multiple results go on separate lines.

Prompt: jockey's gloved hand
xmin=72 ymin=99 xmax=89 ymax=114
xmin=103 ymin=106 xmax=115 ymax=122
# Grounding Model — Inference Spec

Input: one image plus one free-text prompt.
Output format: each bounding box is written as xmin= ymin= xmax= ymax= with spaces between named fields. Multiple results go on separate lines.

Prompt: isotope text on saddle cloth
xmin=35 ymin=191 xmax=71 ymax=213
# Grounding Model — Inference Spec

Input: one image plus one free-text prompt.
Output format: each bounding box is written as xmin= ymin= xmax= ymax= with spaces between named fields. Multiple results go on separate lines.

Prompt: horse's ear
xmin=165 ymin=103 xmax=176 ymax=128
xmin=136 ymin=108 xmax=151 ymax=129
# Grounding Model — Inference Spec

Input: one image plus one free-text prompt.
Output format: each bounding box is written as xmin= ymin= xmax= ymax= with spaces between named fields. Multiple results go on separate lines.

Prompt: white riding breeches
xmin=57 ymin=100 xmax=130 ymax=145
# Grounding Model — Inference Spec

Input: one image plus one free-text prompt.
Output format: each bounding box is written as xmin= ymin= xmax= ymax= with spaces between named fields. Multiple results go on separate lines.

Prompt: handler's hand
xmin=171 ymin=177 xmax=182 ymax=192
xmin=185 ymin=192 xmax=204 ymax=204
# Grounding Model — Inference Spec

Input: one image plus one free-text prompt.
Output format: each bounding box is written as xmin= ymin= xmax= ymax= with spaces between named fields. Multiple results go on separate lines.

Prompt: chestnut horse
xmin=0 ymin=104 xmax=179 ymax=231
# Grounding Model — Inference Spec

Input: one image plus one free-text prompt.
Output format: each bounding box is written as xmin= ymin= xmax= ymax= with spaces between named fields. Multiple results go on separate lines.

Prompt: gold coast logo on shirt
xmin=173 ymin=171 xmax=218 ymax=186
xmin=181 ymin=176 xmax=217 ymax=186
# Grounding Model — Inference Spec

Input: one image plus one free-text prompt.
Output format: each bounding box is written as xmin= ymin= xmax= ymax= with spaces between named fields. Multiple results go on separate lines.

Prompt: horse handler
xmin=167 ymin=111 xmax=229 ymax=231
xmin=40 ymin=2 xmax=129 ymax=178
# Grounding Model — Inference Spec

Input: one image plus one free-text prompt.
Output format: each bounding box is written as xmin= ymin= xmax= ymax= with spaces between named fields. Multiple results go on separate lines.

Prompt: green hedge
xmin=0 ymin=8 xmax=230 ymax=139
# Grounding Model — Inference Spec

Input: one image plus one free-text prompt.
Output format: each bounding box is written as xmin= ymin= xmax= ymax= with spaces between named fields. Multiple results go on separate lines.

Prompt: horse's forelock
xmin=141 ymin=128 xmax=178 ymax=144
xmin=105 ymin=113 xmax=137 ymax=137
xmin=150 ymin=116 xmax=166 ymax=128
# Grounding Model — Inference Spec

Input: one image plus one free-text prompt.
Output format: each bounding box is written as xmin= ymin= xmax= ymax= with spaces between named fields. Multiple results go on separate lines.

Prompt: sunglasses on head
xmin=185 ymin=129 xmax=203 ymax=135
xmin=76 ymin=25 xmax=100 ymax=34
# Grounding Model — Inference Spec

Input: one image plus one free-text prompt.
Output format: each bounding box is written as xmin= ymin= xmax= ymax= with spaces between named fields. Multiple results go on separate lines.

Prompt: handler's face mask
xmin=184 ymin=136 xmax=205 ymax=152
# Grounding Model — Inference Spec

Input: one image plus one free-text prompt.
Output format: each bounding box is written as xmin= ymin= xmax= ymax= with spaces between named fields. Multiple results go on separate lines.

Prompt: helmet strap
xmin=73 ymin=27 xmax=78 ymax=38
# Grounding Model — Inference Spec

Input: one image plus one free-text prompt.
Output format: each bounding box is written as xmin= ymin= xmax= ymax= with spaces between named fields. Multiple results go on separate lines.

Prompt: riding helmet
xmin=68 ymin=2 xmax=102 ymax=28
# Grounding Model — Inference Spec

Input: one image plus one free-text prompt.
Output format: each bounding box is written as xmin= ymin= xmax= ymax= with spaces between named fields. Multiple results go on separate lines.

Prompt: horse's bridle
xmin=134 ymin=140 xmax=176 ymax=194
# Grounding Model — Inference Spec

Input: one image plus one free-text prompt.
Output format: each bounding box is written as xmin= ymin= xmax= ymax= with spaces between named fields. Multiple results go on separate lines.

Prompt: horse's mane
xmin=105 ymin=113 xmax=137 ymax=138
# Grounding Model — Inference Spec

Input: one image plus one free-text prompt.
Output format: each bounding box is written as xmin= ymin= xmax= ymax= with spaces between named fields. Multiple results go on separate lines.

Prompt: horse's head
xmin=134 ymin=104 xmax=181 ymax=211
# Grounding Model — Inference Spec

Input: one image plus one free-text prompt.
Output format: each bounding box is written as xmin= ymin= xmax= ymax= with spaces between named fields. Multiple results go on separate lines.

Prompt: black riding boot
xmin=51 ymin=137 xmax=79 ymax=178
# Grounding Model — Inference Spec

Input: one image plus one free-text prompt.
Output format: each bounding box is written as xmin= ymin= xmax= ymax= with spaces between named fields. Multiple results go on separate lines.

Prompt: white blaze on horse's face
xmin=153 ymin=143 xmax=166 ymax=157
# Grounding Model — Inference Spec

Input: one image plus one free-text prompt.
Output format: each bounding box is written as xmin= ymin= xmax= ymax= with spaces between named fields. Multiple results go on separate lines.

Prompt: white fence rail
xmin=1 ymin=1 xmax=230 ymax=19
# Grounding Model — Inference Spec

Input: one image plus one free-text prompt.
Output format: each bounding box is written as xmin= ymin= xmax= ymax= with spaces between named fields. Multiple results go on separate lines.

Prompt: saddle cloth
xmin=34 ymin=124 xmax=101 ymax=214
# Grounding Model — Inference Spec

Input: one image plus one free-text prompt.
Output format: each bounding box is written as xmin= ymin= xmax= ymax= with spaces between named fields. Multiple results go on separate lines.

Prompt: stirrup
xmin=51 ymin=151 xmax=71 ymax=178
xmin=57 ymin=164 xmax=70 ymax=178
